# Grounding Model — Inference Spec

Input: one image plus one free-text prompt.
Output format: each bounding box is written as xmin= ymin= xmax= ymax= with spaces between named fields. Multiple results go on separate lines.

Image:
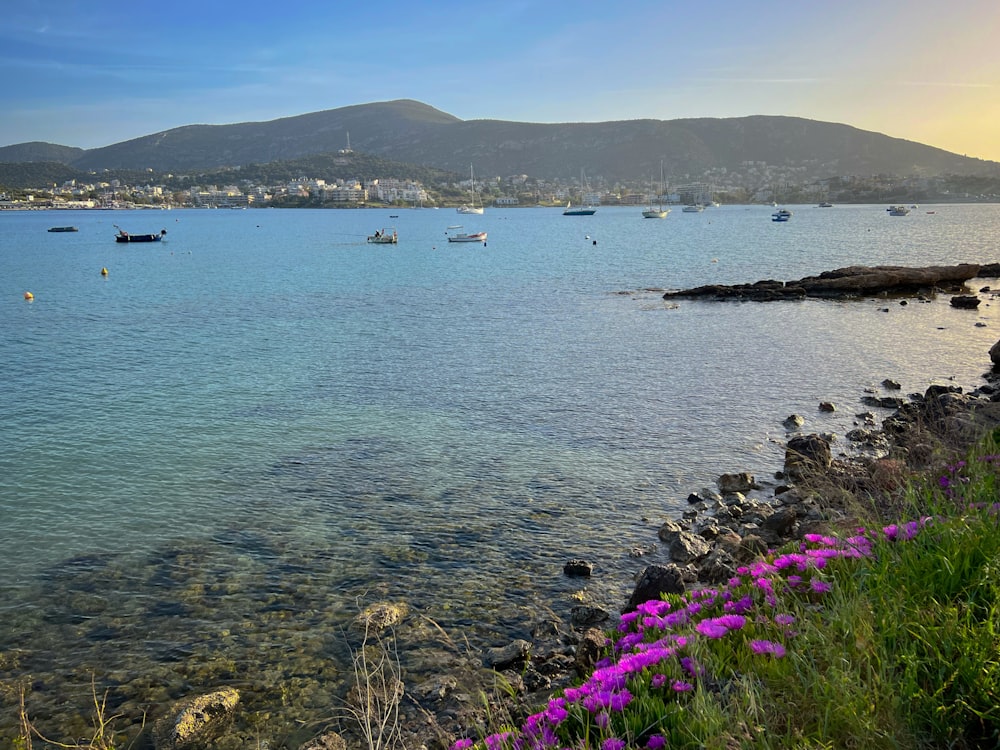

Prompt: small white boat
xmin=771 ymin=208 xmax=792 ymax=222
xmin=367 ymin=227 xmax=398 ymax=244
xmin=447 ymin=231 xmax=487 ymax=244
xmin=818 ymin=202 xmax=834 ymax=208
xmin=682 ymin=204 xmax=704 ymax=213
xmin=887 ymin=205 xmax=910 ymax=216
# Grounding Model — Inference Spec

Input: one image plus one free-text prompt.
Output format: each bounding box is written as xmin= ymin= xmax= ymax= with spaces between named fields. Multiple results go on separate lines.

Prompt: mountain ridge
xmin=1 ymin=99 xmax=996 ymax=182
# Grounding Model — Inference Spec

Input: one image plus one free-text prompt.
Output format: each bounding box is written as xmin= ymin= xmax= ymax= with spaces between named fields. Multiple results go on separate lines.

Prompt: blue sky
xmin=3 ymin=0 xmax=998 ymax=161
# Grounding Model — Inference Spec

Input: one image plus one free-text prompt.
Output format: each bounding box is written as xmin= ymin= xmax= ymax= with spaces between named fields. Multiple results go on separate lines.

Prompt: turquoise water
xmin=2 ymin=203 xmax=999 ymax=743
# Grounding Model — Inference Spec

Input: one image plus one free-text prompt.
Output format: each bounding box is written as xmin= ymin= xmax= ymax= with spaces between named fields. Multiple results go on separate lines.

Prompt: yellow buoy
xmin=101 ymin=267 xmax=108 ymax=276
xmin=23 ymin=291 xmax=33 ymax=300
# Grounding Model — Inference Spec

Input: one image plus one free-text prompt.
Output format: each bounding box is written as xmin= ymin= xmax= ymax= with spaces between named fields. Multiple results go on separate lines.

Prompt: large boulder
xmin=622 ymin=564 xmax=687 ymax=613
xmin=717 ymin=472 xmax=756 ymax=494
xmin=990 ymin=339 xmax=1000 ymax=368
xmin=784 ymin=433 xmax=833 ymax=480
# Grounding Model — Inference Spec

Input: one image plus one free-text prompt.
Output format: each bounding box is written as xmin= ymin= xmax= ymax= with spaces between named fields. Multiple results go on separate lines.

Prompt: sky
xmin=3 ymin=0 xmax=998 ymax=162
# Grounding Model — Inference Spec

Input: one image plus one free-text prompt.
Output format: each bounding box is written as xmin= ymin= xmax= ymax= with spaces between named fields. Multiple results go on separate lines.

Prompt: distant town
xmin=1 ymin=162 xmax=997 ymax=210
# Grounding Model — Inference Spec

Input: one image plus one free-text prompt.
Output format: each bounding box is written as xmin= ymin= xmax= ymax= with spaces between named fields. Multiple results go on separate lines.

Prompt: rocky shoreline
xmin=110 ymin=265 xmax=1000 ymax=750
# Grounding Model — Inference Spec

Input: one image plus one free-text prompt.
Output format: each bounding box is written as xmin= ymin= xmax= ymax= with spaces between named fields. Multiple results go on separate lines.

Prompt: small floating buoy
xmin=711 ymin=258 xmax=719 ymax=263
xmin=23 ymin=291 xmax=33 ymax=300
xmin=101 ymin=267 xmax=108 ymax=276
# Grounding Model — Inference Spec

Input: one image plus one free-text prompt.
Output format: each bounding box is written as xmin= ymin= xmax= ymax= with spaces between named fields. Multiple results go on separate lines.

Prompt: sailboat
xmin=457 ymin=165 xmax=484 ymax=215
xmin=563 ymin=168 xmax=598 ymax=215
xmin=642 ymin=161 xmax=670 ymax=219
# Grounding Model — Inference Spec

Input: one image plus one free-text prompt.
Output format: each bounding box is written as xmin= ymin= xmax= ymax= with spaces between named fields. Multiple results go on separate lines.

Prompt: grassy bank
xmin=456 ymin=429 xmax=1000 ymax=750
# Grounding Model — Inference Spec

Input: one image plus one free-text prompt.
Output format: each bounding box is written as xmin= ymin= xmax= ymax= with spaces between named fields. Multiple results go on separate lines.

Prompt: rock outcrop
xmin=662 ymin=264 xmax=981 ymax=302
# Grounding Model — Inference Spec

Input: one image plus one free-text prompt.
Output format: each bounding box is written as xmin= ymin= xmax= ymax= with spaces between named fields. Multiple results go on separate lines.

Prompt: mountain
xmin=0 ymin=141 xmax=85 ymax=164
xmin=1 ymin=99 xmax=997 ymax=182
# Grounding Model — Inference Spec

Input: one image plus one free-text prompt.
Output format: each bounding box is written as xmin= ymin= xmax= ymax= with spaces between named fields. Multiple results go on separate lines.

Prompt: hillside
xmin=1 ymin=99 xmax=997 ymax=183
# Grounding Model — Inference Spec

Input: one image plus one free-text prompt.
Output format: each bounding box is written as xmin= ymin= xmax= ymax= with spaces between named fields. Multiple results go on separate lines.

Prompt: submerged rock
xmin=153 ymin=686 xmax=240 ymax=750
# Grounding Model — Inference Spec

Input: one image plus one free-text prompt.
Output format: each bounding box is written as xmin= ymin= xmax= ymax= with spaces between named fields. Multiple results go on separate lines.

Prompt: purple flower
xmin=672 ymin=680 xmax=694 ymax=692
xmin=749 ymin=639 xmax=786 ymax=658
xmin=545 ymin=698 xmax=568 ymax=725
xmin=724 ymin=594 xmax=753 ymax=614
xmin=646 ymin=735 xmax=667 ymax=750
xmin=452 ymin=740 xmax=474 ymax=750
xmin=485 ymin=731 xmax=513 ymax=750
xmin=650 ymin=673 xmax=667 ymax=689
xmin=774 ymin=613 xmax=796 ymax=626
xmin=810 ymin=579 xmax=832 ymax=594
xmin=609 ymin=689 xmax=633 ymax=712
xmin=696 ymin=619 xmax=730 ymax=639
xmin=602 ymin=739 xmax=626 ymax=750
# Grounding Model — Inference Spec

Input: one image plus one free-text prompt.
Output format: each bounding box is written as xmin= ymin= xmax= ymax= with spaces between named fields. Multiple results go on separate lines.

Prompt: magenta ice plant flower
xmin=750 ymin=639 xmax=786 ymax=658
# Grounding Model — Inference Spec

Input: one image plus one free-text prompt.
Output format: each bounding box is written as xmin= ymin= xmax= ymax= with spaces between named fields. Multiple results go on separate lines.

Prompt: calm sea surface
xmin=2 ymin=203 xmax=999 ymax=743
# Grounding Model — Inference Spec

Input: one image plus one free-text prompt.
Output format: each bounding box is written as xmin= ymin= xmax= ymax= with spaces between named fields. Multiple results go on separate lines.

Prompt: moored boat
xmin=48 ymin=226 xmax=79 ymax=232
xmin=681 ymin=204 xmax=704 ymax=213
xmin=457 ymin=165 xmax=485 ymax=215
xmin=115 ymin=227 xmax=167 ymax=242
xmin=563 ymin=201 xmax=596 ymax=216
xmin=447 ymin=231 xmax=487 ymax=244
xmin=771 ymin=208 xmax=792 ymax=222
xmin=887 ymin=205 xmax=910 ymax=216
xmin=642 ymin=162 xmax=670 ymax=219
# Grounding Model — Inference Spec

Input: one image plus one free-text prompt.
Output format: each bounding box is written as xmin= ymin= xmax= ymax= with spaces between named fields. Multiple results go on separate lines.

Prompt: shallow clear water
xmin=2 ymin=203 xmax=999 ymax=743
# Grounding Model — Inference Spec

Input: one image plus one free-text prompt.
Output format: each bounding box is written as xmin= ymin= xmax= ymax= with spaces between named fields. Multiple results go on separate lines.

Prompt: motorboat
xmin=818 ymin=202 xmax=834 ymax=208
xmin=447 ymin=230 xmax=487 ymax=244
xmin=771 ymin=209 xmax=792 ymax=222
xmin=367 ymin=227 xmax=398 ymax=244
xmin=48 ymin=226 xmax=79 ymax=232
xmin=887 ymin=205 xmax=910 ymax=216
xmin=682 ymin=204 xmax=704 ymax=213
xmin=115 ymin=227 xmax=167 ymax=242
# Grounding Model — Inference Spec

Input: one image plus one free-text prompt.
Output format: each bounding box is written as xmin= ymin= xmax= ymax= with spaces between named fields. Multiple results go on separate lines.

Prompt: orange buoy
xmin=101 ymin=267 xmax=108 ymax=276
xmin=23 ymin=291 xmax=33 ymax=300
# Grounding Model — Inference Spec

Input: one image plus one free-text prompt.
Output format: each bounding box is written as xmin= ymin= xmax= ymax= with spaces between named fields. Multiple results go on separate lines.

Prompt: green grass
xmin=457 ymin=431 xmax=1000 ymax=750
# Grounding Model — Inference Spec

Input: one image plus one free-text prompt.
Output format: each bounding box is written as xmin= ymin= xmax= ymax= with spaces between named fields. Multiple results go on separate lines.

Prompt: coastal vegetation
xmin=451 ymin=431 xmax=1000 ymax=750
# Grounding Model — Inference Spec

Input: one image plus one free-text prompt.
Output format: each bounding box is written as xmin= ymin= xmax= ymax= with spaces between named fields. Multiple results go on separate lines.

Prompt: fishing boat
xmin=367 ymin=227 xmax=398 ymax=244
xmin=115 ymin=227 xmax=167 ymax=242
xmin=457 ymin=165 xmax=484 ymax=215
xmin=771 ymin=208 xmax=792 ymax=222
xmin=642 ymin=162 xmax=670 ymax=219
